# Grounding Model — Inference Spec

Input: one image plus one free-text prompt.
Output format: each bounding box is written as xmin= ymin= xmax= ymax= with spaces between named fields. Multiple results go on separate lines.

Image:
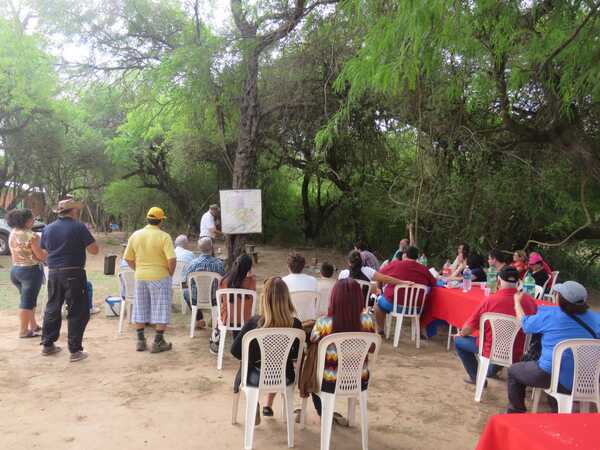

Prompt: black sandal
xmin=19 ymin=331 xmax=40 ymax=339
xmin=262 ymin=406 xmax=274 ymax=417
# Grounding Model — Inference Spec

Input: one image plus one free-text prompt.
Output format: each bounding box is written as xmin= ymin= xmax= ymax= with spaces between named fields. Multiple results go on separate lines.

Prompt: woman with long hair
xmin=219 ymin=253 xmax=256 ymax=325
xmin=7 ymin=209 xmax=47 ymax=338
xmin=309 ymin=278 xmax=376 ymax=421
xmin=231 ymin=277 xmax=303 ymax=420
xmin=512 ymin=250 xmax=528 ymax=278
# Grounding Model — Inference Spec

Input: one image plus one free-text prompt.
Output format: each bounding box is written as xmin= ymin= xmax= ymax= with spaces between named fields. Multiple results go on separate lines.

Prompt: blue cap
xmin=553 ymin=281 xmax=588 ymax=304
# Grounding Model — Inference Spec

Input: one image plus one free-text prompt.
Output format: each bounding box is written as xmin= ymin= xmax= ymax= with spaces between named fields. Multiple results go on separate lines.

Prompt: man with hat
xmin=454 ymin=266 xmax=538 ymax=385
xmin=124 ymin=207 xmax=176 ymax=353
xmin=40 ymin=198 xmax=99 ymax=362
xmin=199 ymin=204 xmax=223 ymax=240
xmin=508 ymin=280 xmax=600 ymax=413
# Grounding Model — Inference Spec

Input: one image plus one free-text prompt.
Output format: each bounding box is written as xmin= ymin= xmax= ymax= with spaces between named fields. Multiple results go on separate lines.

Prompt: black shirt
xmin=41 ymin=217 xmax=95 ymax=269
xmin=532 ymin=270 xmax=549 ymax=288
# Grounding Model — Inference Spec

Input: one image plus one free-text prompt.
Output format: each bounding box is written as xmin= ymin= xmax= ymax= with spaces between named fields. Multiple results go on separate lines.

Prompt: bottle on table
xmin=486 ymin=265 xmax=497 ymax=294
xmin=462 ymin=266 xmax=472 ymax=292
xmin=523 ymin=271 xmax=536 ymax=296
xmin=442 ymin=260 xmax=451 ymax=277
xmin=418 ymin=254 xmax=428 ymax=267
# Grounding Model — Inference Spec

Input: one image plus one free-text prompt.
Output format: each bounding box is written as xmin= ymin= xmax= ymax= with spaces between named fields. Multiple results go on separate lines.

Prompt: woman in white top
xmin=338 ymin=250 xmax=406 ymax=289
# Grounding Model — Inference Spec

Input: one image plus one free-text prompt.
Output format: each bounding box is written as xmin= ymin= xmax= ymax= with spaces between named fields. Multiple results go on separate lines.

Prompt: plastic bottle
xmin=523 ymin=271 xmax=536 ymax=296
xmin=419 ymin=254 xmax=428 ymax=267
xmin=442 ymin=260 xmax=451 ymax=277
xmin=462 ymin=266 xmax=472 ymax=292
xmin=487 ymin=265 xmax=497 ymax=294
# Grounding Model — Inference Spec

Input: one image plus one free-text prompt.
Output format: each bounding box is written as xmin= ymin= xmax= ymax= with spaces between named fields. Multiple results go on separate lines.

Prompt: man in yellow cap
xmin=124 ymin=207 xmax=176 ymax=352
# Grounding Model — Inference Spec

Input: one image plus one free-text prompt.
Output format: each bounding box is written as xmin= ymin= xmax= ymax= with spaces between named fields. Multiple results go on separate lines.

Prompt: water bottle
xmin=419 ymin=254 xmax=428 ymax=267
xmin=487 ymin=265 xmax=497 ymax=294
xmin=462 ymin=266 xmax=472 ymax=292
xmin=523 ymin=271 xmax=536 ymax=296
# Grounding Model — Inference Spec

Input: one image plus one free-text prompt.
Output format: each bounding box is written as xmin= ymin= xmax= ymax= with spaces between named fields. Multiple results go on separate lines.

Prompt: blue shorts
xmin=377 ymin=295 xmax=421 ymax=314
xmin=11 ymin=265 xmax=44 ymax=310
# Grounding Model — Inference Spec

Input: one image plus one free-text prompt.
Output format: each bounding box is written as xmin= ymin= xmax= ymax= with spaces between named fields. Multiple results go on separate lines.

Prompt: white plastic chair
xmin=289 ymin=290 xmax=319 ymax=322
xmin=216 ymin=288 xmax=257 ymax=370
xmin=532 ymin=339 xmax=600 ymax=413
xmin=355 ymin=280 xmax=373 ymax=310
xmin=37 ymin=265 xmax=49 ymax=316
xmin=118 ymin=270 xmax=136 ymax=334
xmin=384 ymin=283 xmax=428 ymax=348
xmin=300 ymin=332 xmax=382 ymax=450
xmin=232 ymin=328 xmax=306 ymax=449
xmin=542 ymin=271 xmax=559 ymax=301
xmin=317 ymin=279 xmax=335 ymax=316
xmin=533 ymin=284 xmax=544 ymax=300
xmin=474 ymin=313 xmax=522 ymax=402
xmin=188 ymin=271 xmax=223 ymax=338
xmin=172 ymin=259 xmax=189 ymax=314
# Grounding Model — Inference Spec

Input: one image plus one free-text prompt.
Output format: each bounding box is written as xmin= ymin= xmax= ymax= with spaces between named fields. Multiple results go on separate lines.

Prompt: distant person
xmin=40 ymin=198 xmax=99 ymax=362
xmin=450 ymin=243 xmax=470 ymax=272
xmin=374 ymin=246 xmax=436 ymax=334
xmin=174 ymin=234 xmax=194 ymax=265
xmin=454 ymin=267 xmax=537 ymax=384
xmin=231 ymin=277 xmax=303 ymax=420
xmin=529 ymin=251 xmax=553 ymax=276
xmin=309 ymin=278 xmax=376 ymax=421
xmin=124 ymin=207 xmax=176 ymax=353
xmin=488 ymin=249 xmax=508 ymax=272
xmin=216 ymin=254 xmax=257 ymax=354
xmin=448 ymin=253 xmax=486 ymax=282
xmin=512 ymin=250 xmax=528 ymax=279
xmin=317 ymin=262 xmax=336 ymax=315
xmin=282 ymin=252 xmax=318 ymax=293
xmin=7 ymin=208 xmax=47 ymax=338
xmin=354 ymin=241 xmax=379 ymax=270
xmin=508 ymin=281 xmax=600 ymax=413
xmin=528 ymin=253 xmax=549 ymax=289
xmin=199 ymin=204 xmax=223 ymax=240
xmin=389 ymin=238 xmax=410 ymax=262
xmin=182 ymin=237 xmax=225 ymax=331
xmin=339 ymin=250 xmax=408 ymax=285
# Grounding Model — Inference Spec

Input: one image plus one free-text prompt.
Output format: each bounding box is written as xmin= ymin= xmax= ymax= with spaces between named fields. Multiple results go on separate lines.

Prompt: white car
xmin=0 ymin=208 xmax=45 ymax=255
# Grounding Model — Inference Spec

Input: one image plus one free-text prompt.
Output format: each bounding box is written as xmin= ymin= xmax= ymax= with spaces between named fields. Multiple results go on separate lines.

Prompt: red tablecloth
xmin=476 ymin=413 xmax=600 ymax=450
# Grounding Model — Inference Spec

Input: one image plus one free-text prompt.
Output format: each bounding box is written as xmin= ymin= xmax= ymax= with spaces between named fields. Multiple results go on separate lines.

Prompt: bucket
xmin=104 ymin=255 xmax=117 ymax=275
xmin=104 ymin=296 xmax=122 ymax=317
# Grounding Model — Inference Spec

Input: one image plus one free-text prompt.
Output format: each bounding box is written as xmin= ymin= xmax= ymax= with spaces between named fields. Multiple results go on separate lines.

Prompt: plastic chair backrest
xmin=549 ymin=339 xmax=600 ymax=404
xmin=355 ymin=280 xmax=373 ymax=309
xmin=316 ymin=332 xmax=381 ymax=395
xmin=534 ymin=285 xmax=544 ymax=300
xmin=240 ymin=328 xmax=306 ymax=390
xmin=290 ymin=290 xmax=319 ymax=322
xmin=392 ymin=283 xmax=428 ymax=316
xmin=547 ymin=271 xmax=560 ymax=295
xmin=216 ymin=288 xmax=257 ymax=330
xmin=478 ymin=313 xmax=521 ymax=365
xmin=187 ymin=272 xmax=223 ymax=309
xmin=119 ymin=271 xmax=136 ymax=299
xmin=172 ymin=259 xmax=189 ymax=287
xmin=317 ymin=279 xmax=335 ymax=316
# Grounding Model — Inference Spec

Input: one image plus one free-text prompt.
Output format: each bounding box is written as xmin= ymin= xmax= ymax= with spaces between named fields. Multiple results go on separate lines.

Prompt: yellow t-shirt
xmin=123 ymin=225 xmax=176 ymax=281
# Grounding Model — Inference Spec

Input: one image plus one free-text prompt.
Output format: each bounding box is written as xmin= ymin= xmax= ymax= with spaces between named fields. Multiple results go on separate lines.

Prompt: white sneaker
xmin=90 ymin=307 xmax=101 ymax=315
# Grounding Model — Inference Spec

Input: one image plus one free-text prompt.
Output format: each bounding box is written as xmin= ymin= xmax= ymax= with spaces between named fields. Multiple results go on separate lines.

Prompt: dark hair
xmin=6 ymin=209 xmax=33 ymax=229
xmin=328 ymin=279 xmax=364 ymax=333
xmin=320 ymin=262 xmax=334 ymax=278
xmin=287 ymin=252 xmax=305 ymax=274
xmin=225 ymin=254 xmax=253 ymax=288
xmin=488 ymin=249 xmax=507 ymax=263
xmin=460 ymin=243 xmax=470 ymax=258
xmin=354 ymin=240 xmax=367 ymax=251
xmin=403 ymin=246 xmax=419 ymax=260
xmin=467 ymin=253 xmax=485 ymax=270
xmin=348 ymin=250 xmax=368 ymax=281
xmin=147 ymin=218 xmax=161 ymax=226
xmin=558 ymin=295 xmax=589 ymax=315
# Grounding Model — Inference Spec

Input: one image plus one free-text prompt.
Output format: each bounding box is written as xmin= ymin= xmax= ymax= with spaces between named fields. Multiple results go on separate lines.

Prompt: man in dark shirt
xmin=40 ymin=199 xmax=99 ymax=362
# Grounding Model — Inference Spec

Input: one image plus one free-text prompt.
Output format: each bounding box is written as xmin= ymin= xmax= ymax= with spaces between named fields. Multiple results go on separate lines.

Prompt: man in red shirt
xmin=374 ymin=246 xmax=436 ymax=334
xmin=455 ymin=266 xmax=537 ymax=384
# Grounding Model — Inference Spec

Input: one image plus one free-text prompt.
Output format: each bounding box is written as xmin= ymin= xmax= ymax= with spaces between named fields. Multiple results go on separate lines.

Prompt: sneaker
xmin=136 ymin=339 xmax=147 ymax=352
xmin=41 ymin=344 xmax=62 ymax=356
xmin=150 ymin=340 xmax=173 ymax=353
xmin=209 ymin=340 xmax=219 ymax=355
xmin=90 ymin=307 xmax=101 ymax=315
xmin=70 ymin=351 xmax=88 ymax=362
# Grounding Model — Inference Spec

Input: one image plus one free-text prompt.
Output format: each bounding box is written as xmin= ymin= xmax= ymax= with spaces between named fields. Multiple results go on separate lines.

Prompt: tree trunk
xmin=227 ymin=47 xmax=260 ymax=267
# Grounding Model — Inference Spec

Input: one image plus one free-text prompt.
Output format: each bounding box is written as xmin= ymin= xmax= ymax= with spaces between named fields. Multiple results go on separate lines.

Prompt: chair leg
xmin=447 ymin=325 xmax=453 ymax=351
xmin=393 ymin=314 xmax=404 ymax=348
xmin=128 ymin=302 xmax=133 ymax=324
xmin=181 ymin=291 xmax=187 ymax=314
xmin=347 ymin=398 xmax=357 ymax=428
xmin=532 ymin=388 xmax=541 ymax=413
xmin=385 ymin=315 xmax=391 ymax=340
xmin=244 ymin=388 xmax=259 ymax=450
xmin=118 ymin=299 xmax=126 ymax=334
xmin=232 ymin=392 xmax=240 ymax=424
xmin=190 ymin=306 xmax=197 ymax=338
xmin=474 ymin=357 xmax=490 ymax=402
xmin=300 ymin=396 xmax=308 ymax=430
xmin=217 ymin=328 xmax=227 ymax=370
xmin=415 ymin=318 xmax=421 ymax=349
xmin=556 ymin=395 xmax=573 ymax=413
xmin=359 ymin=390 xmax=369 ymax=450
xmin=284 ymin=386 xmax=295 ymax=448
xmin=320 ymin=393 xmax=336 ymax=450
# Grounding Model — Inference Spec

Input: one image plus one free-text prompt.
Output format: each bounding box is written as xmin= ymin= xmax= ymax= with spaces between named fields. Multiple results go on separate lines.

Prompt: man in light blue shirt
xmin=508 ymin=281 xmax=600 ymax=413
xmin=174 ymin=235 xmax=194 ymax=265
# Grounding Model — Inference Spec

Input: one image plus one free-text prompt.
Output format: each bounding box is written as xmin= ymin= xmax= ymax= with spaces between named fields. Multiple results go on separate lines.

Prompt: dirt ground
xmin=0 ymin=234 xmax=586 ymax=450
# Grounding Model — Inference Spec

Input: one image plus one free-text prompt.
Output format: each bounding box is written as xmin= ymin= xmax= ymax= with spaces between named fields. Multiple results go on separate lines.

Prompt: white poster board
xmin=219 ymin=189 xmax=262 ymax=234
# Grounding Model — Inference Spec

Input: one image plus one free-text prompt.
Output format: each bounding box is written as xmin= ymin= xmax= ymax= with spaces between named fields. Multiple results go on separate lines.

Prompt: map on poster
xmin=219 ymin=189 xmax=262 ymax=234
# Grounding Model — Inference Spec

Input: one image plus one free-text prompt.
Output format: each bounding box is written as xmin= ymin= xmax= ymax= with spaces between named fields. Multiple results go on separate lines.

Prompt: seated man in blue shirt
xmin=509 ymin=281 xmax=600 ymax=413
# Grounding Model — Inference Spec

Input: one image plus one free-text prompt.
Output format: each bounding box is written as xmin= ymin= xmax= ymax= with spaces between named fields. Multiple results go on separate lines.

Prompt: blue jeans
xmin=454 ymin=336 xmax=499 ymax=381
xmin=11 ymin=265 xmax=44 ymax=309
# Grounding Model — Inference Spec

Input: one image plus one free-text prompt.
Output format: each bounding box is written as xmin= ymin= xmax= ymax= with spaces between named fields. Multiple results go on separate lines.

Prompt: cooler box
xmin=105 ymin=296 xmax=122 ymax=317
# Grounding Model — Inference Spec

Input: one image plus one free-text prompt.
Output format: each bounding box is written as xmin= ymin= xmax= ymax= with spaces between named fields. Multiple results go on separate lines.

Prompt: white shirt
xmin=282 ymin=273 xmax=318 ymax=293
xmin=317 ymin=278 xmax=336 ymax=315
xmin=200 ymin=211 xmax=216 ymax=238
xmin=175 ymin=246 xmax=194 ymax=265
xmin=338 ymin=267 xmax=376 ymax=281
